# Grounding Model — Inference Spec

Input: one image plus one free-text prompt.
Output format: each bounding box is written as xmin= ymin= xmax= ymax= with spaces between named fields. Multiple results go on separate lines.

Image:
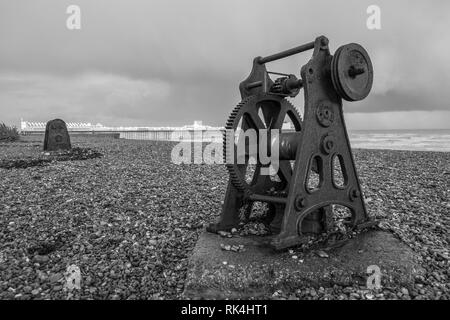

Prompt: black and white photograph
xmin=0 ymin=0 xmax=449 ymax=309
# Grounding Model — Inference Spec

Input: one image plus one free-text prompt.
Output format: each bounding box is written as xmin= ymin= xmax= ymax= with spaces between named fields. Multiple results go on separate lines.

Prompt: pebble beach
xmin=0 ymin=135 xmax=448 ymax=300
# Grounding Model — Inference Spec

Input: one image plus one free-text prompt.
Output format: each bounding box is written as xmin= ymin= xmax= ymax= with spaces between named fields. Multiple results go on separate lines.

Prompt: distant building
xmin=20 ymin=119 xmax=223 ymax=135
xmin=282 ymin=120 xmax=294 ymax=130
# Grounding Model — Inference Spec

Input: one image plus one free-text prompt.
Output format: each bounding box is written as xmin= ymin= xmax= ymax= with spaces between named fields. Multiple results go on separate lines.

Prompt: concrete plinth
xmin=183 ymin=230 xmax=424 ymax=299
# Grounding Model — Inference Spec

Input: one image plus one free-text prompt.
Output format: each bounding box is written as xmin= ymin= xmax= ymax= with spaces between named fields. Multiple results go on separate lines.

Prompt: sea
xmin=120 ymin=129 xmax=450 ymax=153
xmin=348 ymin=129 xmax=450 ymax=152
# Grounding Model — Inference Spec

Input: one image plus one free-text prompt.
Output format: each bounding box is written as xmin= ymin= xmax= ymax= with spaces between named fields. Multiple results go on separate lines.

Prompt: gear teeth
xmin=223 ymin=96 xmax=253 ymax=193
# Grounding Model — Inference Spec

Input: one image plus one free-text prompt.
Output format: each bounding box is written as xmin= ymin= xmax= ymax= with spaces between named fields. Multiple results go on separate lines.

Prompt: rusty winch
xmin=207 ymin=36 xmax=375 ymax=250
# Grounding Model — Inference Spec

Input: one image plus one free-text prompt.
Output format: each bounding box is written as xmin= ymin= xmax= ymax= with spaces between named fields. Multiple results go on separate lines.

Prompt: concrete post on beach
xmin=43 ymin=119 xmax=72 ymax=152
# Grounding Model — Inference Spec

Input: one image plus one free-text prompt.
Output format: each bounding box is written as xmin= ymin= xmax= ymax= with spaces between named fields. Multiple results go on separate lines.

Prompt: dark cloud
xmin=0 ymin=0 xmax=449 ymax=127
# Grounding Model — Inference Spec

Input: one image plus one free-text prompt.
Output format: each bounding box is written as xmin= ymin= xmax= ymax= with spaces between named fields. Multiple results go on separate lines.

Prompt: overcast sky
xmin=0 ymin=0 xmax=449 ymax=129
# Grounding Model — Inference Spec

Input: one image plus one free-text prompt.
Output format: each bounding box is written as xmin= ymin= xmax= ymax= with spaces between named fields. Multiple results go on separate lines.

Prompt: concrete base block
xmin=183 ymin=230 xmax=424 ymax=299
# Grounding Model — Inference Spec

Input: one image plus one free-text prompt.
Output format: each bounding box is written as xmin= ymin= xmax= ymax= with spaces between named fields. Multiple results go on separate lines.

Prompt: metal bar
xmin=258 ymin=41 xmax=315 ymax=64
xmin=248 ymin=194 xmax=288 ymax=204
xmin=246 ymin=81 xmax=263 ymax=90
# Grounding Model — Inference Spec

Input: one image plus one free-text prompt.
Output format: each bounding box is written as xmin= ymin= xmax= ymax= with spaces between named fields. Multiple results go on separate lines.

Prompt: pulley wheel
xmin=331 ymin=43 xmax=373 ymax=101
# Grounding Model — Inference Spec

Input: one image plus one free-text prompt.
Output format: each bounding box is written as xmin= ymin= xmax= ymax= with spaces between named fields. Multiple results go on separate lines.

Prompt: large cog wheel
xmin=223 ymin=94 xmax=302 ymax=195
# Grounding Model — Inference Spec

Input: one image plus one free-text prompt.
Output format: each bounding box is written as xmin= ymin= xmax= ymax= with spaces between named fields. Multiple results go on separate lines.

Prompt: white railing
xmin=119 ymin=129 xmax=224 ymax=143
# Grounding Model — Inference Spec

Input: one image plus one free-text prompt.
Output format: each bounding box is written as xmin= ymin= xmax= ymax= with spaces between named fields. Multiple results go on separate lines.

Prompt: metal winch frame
xmin=207 ymin=35 xmax=374 ymax=250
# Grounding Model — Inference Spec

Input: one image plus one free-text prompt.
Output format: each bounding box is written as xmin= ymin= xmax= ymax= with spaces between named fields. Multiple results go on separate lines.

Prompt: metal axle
xmin=257 ymin=41 xmax=315 ymax=64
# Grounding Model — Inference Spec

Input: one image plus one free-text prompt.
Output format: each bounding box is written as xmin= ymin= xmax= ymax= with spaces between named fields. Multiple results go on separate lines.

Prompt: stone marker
xmin=43 ymin=119 xmax=71 ymax=151
xmin=183 ymin=230 xmax=425 ymax=299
